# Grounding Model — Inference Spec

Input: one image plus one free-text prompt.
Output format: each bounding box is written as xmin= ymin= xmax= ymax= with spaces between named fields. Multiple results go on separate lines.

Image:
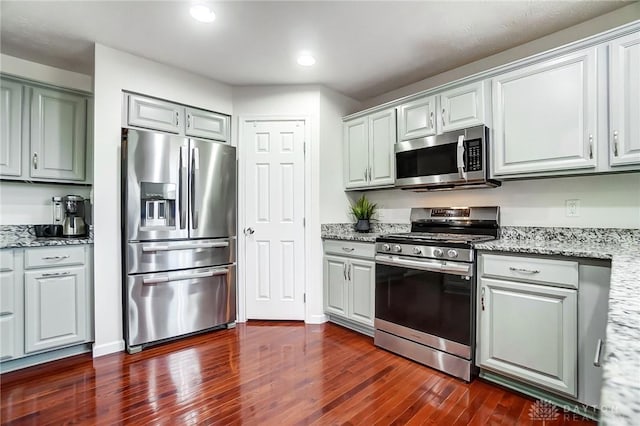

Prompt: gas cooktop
xmin=380 ymin=232 xmax=496 ymax=245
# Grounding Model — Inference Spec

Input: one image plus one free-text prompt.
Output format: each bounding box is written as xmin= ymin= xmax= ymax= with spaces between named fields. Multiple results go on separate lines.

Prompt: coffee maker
xmin=62 ymin=195 xmax=87 ymax=237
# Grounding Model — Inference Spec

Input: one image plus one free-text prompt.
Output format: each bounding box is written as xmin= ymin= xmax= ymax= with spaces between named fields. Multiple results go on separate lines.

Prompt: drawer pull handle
xmin=509 ymin=267 xmax=540 ymax=274
xmin=41 ymin=272 xmax=71 ymax=278
xmin=594 ymin=339 xmax=604 ymax=367
xmin=42 ymin=255 xmax=70 ymax=260
xmin=342 ymin=247 xmax=355 ymax=252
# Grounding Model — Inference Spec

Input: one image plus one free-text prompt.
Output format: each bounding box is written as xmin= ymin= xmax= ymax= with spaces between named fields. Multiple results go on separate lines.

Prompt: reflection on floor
xmin=1 ymin=321 xmax=595 ymax=425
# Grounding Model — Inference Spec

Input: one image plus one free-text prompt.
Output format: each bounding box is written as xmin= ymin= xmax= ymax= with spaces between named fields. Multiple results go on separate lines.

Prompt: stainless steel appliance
xmin=121 ymin=128 xmax=237 ymax=353
xmin=62 ymin=195 xmax=87 ymax=237
xmin=395 ymin=125 xmax=500 ymax=191
xmin=374 ymin=206 xmax=500 ymax=381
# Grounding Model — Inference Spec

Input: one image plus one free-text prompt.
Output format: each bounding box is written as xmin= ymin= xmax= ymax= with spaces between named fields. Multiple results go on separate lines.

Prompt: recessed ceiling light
xmin=297 ymin=52 xmax=316 ymax=67
xmin=190 ymin=4 xmax=216 ymax=23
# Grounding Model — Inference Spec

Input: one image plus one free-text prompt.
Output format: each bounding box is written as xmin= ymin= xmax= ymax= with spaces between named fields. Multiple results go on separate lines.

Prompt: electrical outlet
xmin=566 ymin=199 xmax=580 ymax=217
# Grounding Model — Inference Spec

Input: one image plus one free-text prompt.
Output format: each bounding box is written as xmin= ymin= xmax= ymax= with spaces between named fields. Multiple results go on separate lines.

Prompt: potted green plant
xmin=349 ymin=194 xmax=378 ymax=233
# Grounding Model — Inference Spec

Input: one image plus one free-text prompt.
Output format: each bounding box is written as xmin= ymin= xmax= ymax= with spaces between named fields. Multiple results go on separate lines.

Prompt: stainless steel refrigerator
xmin=121 ymin=128 xmax=236 ymax=353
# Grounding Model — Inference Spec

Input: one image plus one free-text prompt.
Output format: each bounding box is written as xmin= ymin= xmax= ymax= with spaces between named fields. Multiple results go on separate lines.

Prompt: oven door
xmin=395 ymin=126 xmax=487 ymax=188
xmin=374 ymin=255 xmax=474 ymax=359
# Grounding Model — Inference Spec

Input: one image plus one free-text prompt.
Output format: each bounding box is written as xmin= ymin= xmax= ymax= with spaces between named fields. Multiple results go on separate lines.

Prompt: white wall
xmin=361 ymin=2 xmax=640 ymax=109
xmin=232 ymin=85 xmax=359 ymax=325
xmin=319 ymin=89 xmax=361 ymax=223
xmin=0 ymin=182 xmax=91 ymax=225
xmin=92 ymin=44 xmax=233 ymax=357
xmin=352 ymin=173 xmax=640 ymax=228
xmin=1 ymin=53 xmax=92 ymax=92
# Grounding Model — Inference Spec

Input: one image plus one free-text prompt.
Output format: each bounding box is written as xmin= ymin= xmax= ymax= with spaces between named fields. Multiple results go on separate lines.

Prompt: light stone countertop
xmin=321 ymin=224 xmax=640 ymax=425
xmin=476 ymin=228 xmax=640 ymax=426
xmin=0 ymin=225 xmax=94 ymax=249
xmin=321 ymin=223 xmax=410 ymax=243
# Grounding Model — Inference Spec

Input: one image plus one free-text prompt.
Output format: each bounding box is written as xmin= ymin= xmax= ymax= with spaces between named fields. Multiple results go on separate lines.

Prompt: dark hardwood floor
xmin=1 ymin=321 xmax=595 ymax=425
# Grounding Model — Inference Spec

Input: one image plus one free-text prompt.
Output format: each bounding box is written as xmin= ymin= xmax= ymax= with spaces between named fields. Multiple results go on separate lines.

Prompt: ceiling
xmin=0 ymin=1 xmax=631 ymax=101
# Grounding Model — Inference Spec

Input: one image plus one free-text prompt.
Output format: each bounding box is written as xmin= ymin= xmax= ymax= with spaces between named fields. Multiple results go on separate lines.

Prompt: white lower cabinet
xmin=0 ymin=250 xmax=23 ymax=361
xmin=477 ymin=253 xmax=578 ymax=398
xmin=24 ymin=266 xmax=87 ymax=353
xmin=323 ymin=240 xmax=375 ymax=334
xmin=0 ymin=245 xmax=93 ymax=370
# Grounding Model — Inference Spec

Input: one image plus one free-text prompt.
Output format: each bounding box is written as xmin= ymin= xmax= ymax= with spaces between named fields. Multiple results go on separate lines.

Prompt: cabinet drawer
xmin=25 ymin=246 xmax=85 ymax=269
xmin=323 ymin=240 xmax=374 ymax=259
xmin=481 ymin=254 xmax=578 ymax=288
xmin=0 ymin=251 xmax=13 ymax=272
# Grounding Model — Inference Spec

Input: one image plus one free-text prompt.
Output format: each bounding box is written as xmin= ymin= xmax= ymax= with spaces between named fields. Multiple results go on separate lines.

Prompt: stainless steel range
xmin=374 ymin=206 xmax=500 ymax=381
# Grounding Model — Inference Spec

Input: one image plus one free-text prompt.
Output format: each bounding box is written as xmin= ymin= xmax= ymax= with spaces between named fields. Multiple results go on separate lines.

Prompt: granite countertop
xmin=321 ymin=224 xmax=639 ymax=425
xmin=475 ymin=227 xmax=640 ymax=426
xmin=321 ymin=223 xmax=410 ymax=243
xmin=0 ymin=225 xmax=94 ymax=249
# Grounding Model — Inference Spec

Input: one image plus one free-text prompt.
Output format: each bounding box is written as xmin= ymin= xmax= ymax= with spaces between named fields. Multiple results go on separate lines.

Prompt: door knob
xmin=244 ymin=227 xmax=255 ymax=236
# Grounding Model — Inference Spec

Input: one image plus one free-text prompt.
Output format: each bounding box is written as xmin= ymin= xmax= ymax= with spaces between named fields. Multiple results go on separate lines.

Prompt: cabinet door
xmin=609 ymin=33 xmax=640 ymax=166
xmin=348 ymin=259 xmax=375 ymax=327
xmin=368 ymin=108 xmax=396 ymax=187
xmin=127 ymin=94 xmax=182 ymax=134
xmin=0 ymin=79 xmax=23 ymax=177
xmin=0 ymin=250 xmax=22 ymax=361
xmin=24 ymin=266 xmax=87 ymax=353
xmin=492 ymin=48 xmax=597 ymax=176
xmin=30 ymin=87 xmax=87 ymax=181
xmin=185 ymin=107 xmax=229 ymax=142
xmin=397 ymin=96 xmax=436 ymax=141
xmin=439 ymin=81 xmax=485 ymax=133
xmin=478 ymin=277 xmax=577 ymax=397
xmin=323 ymin=255 xmax=348 ymax=317
xmin=343 ymin=117 xmax=369 ymax=189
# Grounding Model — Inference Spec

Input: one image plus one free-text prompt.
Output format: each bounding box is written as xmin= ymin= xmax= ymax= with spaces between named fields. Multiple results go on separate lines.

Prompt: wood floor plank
xmin=0 ymin=321 xmax=597 ymax=425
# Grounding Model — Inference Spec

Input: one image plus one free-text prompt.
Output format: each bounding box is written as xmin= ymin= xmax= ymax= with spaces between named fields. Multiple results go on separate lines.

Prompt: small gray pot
xmin=355 ymin=219 xmax=370 ymax=233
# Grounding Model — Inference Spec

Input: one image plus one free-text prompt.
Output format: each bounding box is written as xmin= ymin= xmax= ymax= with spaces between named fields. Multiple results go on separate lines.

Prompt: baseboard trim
xmin=306 ymin=314 xmax=327 ymax=324
xmin=92 ymin=340 xmax=125 ymax=358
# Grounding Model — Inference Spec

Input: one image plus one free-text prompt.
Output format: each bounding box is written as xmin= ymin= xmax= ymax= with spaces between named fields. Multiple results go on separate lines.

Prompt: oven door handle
xmin=375 ymin=255 xmax=472 ymax=277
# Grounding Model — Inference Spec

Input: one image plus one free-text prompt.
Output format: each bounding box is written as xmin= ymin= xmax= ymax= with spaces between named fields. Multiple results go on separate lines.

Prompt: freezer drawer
xmin=126 ymin=238 xmax=235 ymax=274
xmin=126 ymin=265 xmax=236 ymax=348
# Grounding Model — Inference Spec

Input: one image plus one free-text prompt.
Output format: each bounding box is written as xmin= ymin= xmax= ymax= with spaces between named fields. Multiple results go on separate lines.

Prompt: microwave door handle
xmin=456 ymin=135 xmax=467 ymax=181
xmin=179 ymin=145 xmax=188 ymax=229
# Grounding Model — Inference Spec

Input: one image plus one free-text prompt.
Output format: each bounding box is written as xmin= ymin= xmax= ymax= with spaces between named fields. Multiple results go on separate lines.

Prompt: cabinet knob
xmin=393 ymin=245 xmax=402 ymax=253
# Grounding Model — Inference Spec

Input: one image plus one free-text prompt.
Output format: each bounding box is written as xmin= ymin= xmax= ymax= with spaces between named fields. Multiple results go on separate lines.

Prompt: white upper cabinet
xmin=609 ymin=32 xmax=640 ymax=167
xmin=397 ymin=96 xmax=436 ymax=140
xmin=0 ymin=80 xmax=22 ymax=177
xmin=185 ymin=107 xmax=229 ymax=142
xmin=492 ymin=47 xmax=598 ymax=176
xmin=127 ymin=94 xmax=182 ymax=134
xmin=30 ymin=87 xmax=87 ymax=181
xmin=397 ymin=81 xmax=488 ymax=141
xmin=438 ymin=81 xmax=486 ymax=133
xmin=343 ymin=116 xmax=369 ymax=189
xmin=368 ymin=109 xmax=396 ymax=187
xmin=343 ymin=108 xmax=396 ymax=190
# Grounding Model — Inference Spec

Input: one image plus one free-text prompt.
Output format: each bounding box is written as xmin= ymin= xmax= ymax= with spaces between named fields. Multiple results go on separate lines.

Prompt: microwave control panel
xmin=466 ymin=139 xmax=482 ymax=171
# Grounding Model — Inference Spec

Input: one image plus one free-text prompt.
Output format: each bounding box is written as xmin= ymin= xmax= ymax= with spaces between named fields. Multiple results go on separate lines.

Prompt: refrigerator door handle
xmin=179 ymin=145 xmax=188 ymax=229
xmin=142 ymin=275 xmax=170 ymax=284
xmin=191 ymin=146 xmax=200 ymax=229
xmin=141 ymin=241 xmax=229 ymax=252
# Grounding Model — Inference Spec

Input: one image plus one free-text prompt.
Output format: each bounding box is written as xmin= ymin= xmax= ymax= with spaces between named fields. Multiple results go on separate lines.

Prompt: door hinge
xmin=303 ymin=217 xmax=306 ymax=227
xmin=303 ymin=142 xmax=306 ymax=154
xmin=303 ymin=293 xmax=306 ymax=303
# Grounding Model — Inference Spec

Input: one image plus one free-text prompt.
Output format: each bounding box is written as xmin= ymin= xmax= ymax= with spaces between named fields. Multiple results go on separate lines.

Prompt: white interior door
xmin=243 ymin=120 xmax=306 ymax=320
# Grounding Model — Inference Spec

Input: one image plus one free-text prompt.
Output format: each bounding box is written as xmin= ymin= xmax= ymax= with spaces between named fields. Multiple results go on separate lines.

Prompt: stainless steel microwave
xmin=395 ymin=125 xmax=500 ymax=191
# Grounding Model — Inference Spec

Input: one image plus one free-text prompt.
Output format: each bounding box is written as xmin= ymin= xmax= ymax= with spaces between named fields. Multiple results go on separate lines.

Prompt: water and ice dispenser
xmin=140 ymin=182 xmax=176 ymax=229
